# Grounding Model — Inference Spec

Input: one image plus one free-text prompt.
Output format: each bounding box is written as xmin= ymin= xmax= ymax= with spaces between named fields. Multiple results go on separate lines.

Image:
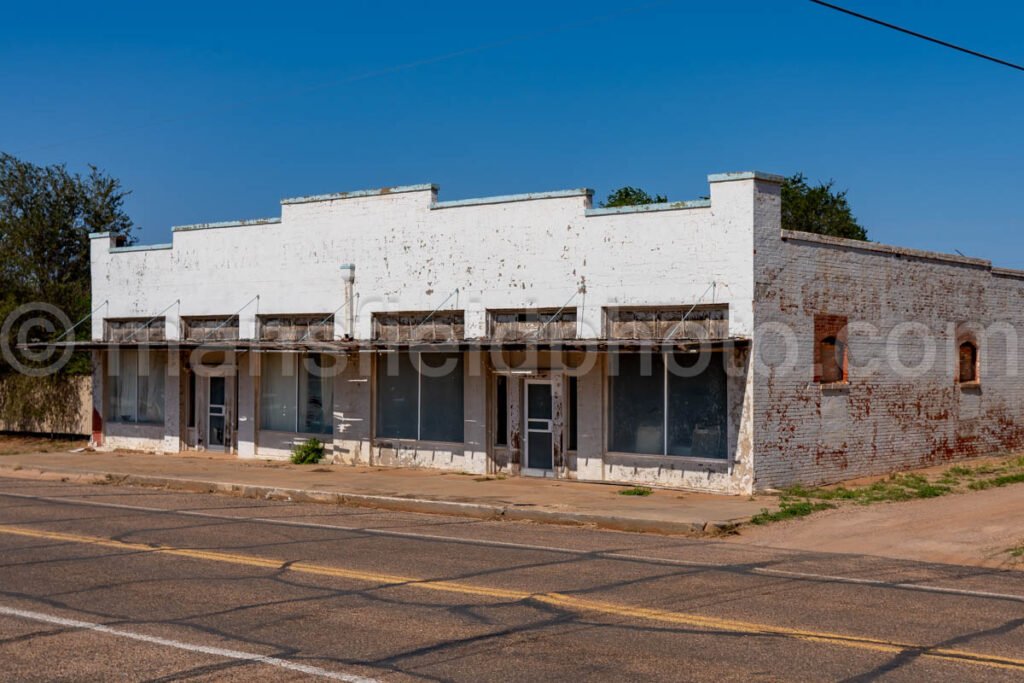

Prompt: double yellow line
xmin=2 ymin=523 xmax=1022 ymax=672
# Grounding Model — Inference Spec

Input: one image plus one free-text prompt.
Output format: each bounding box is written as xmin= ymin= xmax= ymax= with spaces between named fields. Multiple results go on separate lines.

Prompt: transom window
xmin=182 ymin=316 xmax=239 ymax=341
xmin=104 ymin=318 xmax=165 ymax=343
xmin=605 ymin=305 xmax=729 ymax=340
xmin=376 ymin=352 xmax=464 ymax=443
xmin=488 ymin=309 xmax=577 ymax=341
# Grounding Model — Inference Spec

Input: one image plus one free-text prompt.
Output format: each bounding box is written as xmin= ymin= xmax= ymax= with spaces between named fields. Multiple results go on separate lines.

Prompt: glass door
xmin=523 ymin=380 xmax=554 ymax=475
xmin=207 ymin=376 xmax=227 ymax=451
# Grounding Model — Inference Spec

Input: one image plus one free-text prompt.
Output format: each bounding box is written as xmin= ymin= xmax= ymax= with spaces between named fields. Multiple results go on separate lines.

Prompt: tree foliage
xmin=0 ymin=152 xmax=135 ymax=376
xmin=781 ymin=173 xmax=867 ymax=241
xmin=600 ymin=186 xmax=667 ymax=208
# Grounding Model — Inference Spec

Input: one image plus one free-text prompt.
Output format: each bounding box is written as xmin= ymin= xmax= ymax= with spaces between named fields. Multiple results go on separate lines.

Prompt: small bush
xmin=619 ymin=486 xmax=653 ymax=497
xmin=291 ymin=438 xmax=324 ymax=465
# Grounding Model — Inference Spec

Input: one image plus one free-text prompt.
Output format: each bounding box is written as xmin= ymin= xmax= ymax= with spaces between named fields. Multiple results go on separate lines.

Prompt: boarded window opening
xmin=814 ymin=315 xmax=848 ymax=384
xmin=258 ymin=315 xmax=334 ymax=342
xmin=104 ymin=318 xmax=166 ymax=343
xmin=958 ymin=341 xmax=979 ymax=384
xmin=372 ymin=311 xmax=465 ymax=342
xmin=488 ymin=309 xmax=577 ymax=341
xmin=182 ymin=316 xmax=239 ymax=341
xmin=604 ymin=305 xmax=729 ymax=340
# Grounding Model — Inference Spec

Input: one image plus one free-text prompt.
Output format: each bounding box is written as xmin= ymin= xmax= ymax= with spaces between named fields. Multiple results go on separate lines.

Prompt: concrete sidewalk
xmin=0 ymin=450 xmax=772 ymax=534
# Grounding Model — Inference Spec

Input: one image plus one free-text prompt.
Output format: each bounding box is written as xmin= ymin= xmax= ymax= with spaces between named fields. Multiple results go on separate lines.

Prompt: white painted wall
xmin=90 ymin=175 xmax=763 ymax=342
xmin=89 ymin=173 xmax=771 ymax=490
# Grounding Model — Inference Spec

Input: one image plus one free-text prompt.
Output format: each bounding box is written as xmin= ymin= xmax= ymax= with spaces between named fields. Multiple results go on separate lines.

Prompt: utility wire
xmin=809 ymin=0 xmax=1024 ymax=72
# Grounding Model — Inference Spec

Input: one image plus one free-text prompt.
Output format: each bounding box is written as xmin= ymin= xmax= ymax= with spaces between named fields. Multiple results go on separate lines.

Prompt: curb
xmin=0 ymin=464 xmax=745 ymax=536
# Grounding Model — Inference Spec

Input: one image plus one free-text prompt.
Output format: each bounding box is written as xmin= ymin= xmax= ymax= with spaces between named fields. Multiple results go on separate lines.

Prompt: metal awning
xmin=19 ymin=337 xmax=750 ymax=353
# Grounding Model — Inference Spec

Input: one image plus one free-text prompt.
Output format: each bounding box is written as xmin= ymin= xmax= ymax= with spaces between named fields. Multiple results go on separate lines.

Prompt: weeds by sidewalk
xmin=619 ymin=486 xmax=653 ymax=497
xmin=751 ymin=455 xmax=1024 ymax=525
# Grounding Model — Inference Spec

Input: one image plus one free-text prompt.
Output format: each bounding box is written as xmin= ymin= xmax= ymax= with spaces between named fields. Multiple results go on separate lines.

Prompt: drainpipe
xmin=340 ymin=264 xmax=356 ymax=338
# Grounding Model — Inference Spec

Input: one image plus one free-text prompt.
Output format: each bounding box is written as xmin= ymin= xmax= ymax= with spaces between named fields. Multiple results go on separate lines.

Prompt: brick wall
xmin=753 ymin=225 xmax=1024 ymax=490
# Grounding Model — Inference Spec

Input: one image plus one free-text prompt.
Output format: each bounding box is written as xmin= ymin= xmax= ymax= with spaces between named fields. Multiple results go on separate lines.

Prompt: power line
xmin=809 ymin=0 xmax=1024 ymax=72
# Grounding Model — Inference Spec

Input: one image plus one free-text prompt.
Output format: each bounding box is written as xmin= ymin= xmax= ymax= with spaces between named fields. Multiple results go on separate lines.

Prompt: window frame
xmin=957 ymin=339 xmax=980 ymax=386
xmin=814 ymin=315 xmax=849 ymax=385
xmin=375 ymin=352 xmax=465 ymax=444
xmin=566 ymin=375 xmax=578 ymax=452
xmin=258 ymin=352 xmax=334 ymax=435
xmin=106 ymin=348 xmax=166 ymax=425
xmin=493 ymin=374 xmax=508 ymax=447
xmin=605 ymin=351 xmax=729 ymax=461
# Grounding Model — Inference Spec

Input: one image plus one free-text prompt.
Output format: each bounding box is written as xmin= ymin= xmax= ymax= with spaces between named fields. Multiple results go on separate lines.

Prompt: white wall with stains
xmin=90 ymin=174 xmax=765 ymax=342
xmin=89 ymin=173 xmax=775 ymax=492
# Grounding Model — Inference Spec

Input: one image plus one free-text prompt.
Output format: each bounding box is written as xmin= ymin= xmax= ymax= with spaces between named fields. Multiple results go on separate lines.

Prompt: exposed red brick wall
xmin=753 ymin=230 xmax=1024 ymax=490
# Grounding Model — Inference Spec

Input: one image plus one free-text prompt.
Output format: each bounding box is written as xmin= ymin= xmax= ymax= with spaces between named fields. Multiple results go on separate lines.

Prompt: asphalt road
xmin=0 ymin=477 xmax=1022 ymax=682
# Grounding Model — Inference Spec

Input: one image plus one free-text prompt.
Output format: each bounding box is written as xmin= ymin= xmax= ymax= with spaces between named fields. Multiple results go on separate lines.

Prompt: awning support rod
xmin=298 ymin=294 xmax=358 ymax=342
xmin=531 ymin=282 xmax=584 ymax=340
xmin=664 ymin=281 xmax=716 ymax=341
xmin=53 ymin=299 xmax=109 ymax=343
xmin=200 ymin=295 xmax=259 ymax=342
xmin=409 ymin=288 xmax=460 ymax=337
xmin=124 ymin=299 xmax=181 ymax=342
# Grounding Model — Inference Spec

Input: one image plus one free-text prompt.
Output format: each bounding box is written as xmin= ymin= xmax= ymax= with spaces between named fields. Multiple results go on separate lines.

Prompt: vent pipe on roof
xmin=340 ymin=264 xmax=356 ymax=338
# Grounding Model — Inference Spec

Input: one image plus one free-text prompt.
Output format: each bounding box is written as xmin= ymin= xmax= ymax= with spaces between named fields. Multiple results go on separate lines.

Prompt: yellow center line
xmin=2 ymin=523 xmax=1022 ymax=672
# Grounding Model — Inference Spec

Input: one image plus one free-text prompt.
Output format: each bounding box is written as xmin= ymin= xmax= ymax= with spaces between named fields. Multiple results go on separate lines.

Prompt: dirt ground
xmin=731 ymin=482 xmax=1024 ymax=569
xmin=0 ymin=434 xmax=88 ymax=456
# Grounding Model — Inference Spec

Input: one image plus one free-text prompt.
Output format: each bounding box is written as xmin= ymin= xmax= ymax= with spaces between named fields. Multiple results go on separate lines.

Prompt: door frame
xmin=196 ymin=365 xmax=235 ymax=453
xmin=522 ymin=378 xmax=555 ymax=477
xmin=206 ymin=375 xmax=228 ymax=452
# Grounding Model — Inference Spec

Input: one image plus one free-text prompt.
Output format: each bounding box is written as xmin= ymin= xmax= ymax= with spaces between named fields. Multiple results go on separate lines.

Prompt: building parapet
xmin=280 ymin=184 xmax=437 ymax=206
xmin=780 ymin=229 xmax=992 ymax=269
xmin=430 ymin=188 xmax=593 ymax=210
xmin=109 ymin=243 xmax=173 ymax=253
xmin=992 ymin=266 xmax=1024 ymax=280
xmin=171 ymin=218 xmax=282 ymax=233
xmin=708 ymin=171 xmax=785 ymax=184
xmin=585 ymin=199 xmax=711 ymax=217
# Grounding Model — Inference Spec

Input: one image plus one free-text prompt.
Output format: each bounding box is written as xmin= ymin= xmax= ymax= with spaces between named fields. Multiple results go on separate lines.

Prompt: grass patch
xmin=783 ymin=473 xmax=951 ymax=505
xmin=751 ymin=454 xmax=1024 ymax=526
xmin=968 ymin=472 xmax=1024 ymax=491
xmin=1010 ymin=545 xmax=1024 ymax=559
xmin=619 ymin=486 xmax=653 ymax=497
xmin=750 ymin=498 xmax=835 ymax=525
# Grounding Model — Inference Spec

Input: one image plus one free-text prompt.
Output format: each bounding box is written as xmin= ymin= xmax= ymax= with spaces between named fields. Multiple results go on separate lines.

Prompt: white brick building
xmin=80 ymin=171 xmax=1024 ymax=494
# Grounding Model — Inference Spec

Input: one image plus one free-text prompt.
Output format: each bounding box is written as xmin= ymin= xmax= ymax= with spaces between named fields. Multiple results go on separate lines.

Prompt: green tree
xmin=0 ymin=152 xmax=135 ymax=375
xmin=781 ymin=173 xmax=867 ymax=240
xmin=600 ymin=186 xmax=667 ymax=208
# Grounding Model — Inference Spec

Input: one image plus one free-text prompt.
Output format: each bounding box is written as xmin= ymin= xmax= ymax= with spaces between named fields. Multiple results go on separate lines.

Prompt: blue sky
xmin=2 ymin=1 xmax=1022 ymax=266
